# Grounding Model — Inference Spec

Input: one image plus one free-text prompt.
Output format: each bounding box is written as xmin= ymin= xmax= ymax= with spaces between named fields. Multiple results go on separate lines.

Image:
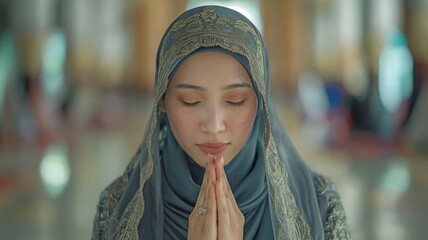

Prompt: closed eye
xmin=227 ymin=100 xmax=245 ymax=106
xmin=182 ymin=101 xmax=200 ymax=107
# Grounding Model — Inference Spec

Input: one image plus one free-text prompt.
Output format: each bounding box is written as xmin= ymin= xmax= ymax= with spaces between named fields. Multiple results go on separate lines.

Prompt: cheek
xmin=168 ymin=111 xmax=192 ymax=132
xmin=228 ymin=107 xmax=257 ymax=134
xmin=166 ymin=107 xmax=197 ymax=144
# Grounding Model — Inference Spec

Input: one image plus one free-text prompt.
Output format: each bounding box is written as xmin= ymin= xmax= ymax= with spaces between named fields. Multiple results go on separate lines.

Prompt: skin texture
xmin=161 ymin=51 xmax=257 ymax=239
xmin=161 ymin=50 xmax=258 ymax=166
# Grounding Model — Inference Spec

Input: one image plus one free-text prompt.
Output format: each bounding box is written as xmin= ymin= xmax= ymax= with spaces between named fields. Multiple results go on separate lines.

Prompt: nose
xmin=201 ymin=103 xmax=225 ymax=134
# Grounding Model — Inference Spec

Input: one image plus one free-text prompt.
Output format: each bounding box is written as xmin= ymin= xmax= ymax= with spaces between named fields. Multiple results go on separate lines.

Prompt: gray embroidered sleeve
xmin=92 ymin=176 xmax=128 ymax=240
xmin=315 ymin=174 xmax=351 ymax=240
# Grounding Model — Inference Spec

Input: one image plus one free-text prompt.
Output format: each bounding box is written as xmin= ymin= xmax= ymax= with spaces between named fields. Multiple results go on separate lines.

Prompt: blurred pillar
xmin=310 ymin=0 xmax=367 ymax=88
xmin=366 ymin=0 xmax=409 ymax=139
xmin=367 ymin=0 xmax=403 ymax=75
xmin=311 ymin=0 xmax=338 ymax=80
xmin=61 ymin=0 xmax=98 ymax=87
xmin=405 ymin=0 xmax=428 ymax=84
xmin=129 ymin=0 xmax=186 ymax=92
xmin=404 ymin=0 xmax=428 ymax=148
xmin=405 ymin=1 xmax=428 ymax=65
xmin=9 ymin=0 xmax=60 ymax=142
xmin=0 ymin=1 xmax=8 ymax=32
xmin=261 ymin=0 xmax=310 ymax=91
xmin=62 ymin=0 xmax=132 ymax=89
xmin=10 ymin=0 xmax=56 ymax=77
xmin=335 ymin=0 xmax=368 ymax=98
xmin=97 ymin=0 xmax=130 ymax=88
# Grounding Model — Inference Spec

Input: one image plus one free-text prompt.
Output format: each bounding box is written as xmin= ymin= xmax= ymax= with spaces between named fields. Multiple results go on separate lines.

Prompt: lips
xmin=197 ymin=142 xmax=228 ymax=155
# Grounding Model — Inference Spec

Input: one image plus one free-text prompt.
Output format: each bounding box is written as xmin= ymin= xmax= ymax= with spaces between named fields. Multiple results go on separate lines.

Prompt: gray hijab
xmin=92 ymin=5 xmax=351 ymax=240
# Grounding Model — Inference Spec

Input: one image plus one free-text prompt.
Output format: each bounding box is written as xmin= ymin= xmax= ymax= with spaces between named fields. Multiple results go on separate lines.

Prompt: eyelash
xmin=227 ymin=100 xmax=245 ymax=106
xmin=182 ymin=101 xmax=200 ymax=107
xmin=181 ymin=100 xmax=245 ymax=107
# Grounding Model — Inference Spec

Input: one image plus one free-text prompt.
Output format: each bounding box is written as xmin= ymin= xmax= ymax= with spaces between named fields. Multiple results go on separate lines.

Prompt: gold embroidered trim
xmin=112 ymin=109 xmax=157 ymax=239
xmin=158 ymin=6 xmax=265 ymax=94
xmin=265 ymin=135 xmax=312 ymax=239
xmin=92 ymin=148 xmax=141 ymax=239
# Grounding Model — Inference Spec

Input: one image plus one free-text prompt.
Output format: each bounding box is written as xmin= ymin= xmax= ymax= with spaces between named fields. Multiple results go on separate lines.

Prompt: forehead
xmin=169 ymin=51 xmax=252 ymax=87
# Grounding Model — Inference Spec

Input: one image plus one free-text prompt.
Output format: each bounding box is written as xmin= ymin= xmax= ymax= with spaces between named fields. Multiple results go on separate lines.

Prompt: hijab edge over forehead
xmin=166 ymin=47 xmax=263 ymax=108
xmin=167 ymin=47 xmax=250 ymax=84
xmin=154 ymin=5 xmax=270 ymax=147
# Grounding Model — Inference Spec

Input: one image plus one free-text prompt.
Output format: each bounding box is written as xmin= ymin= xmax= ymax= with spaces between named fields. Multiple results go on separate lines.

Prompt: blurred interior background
xmin=0 ymin=0 xmax=427 ymax=239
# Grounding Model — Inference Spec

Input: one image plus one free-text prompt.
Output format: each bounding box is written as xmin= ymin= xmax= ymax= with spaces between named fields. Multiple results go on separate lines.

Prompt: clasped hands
xmin=188 ymin=154 xmax=244 ymax=240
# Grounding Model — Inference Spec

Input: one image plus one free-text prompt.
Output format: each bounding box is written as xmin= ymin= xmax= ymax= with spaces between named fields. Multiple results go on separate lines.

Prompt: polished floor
xmin=0 ymin=91 xmax=427 ymax=240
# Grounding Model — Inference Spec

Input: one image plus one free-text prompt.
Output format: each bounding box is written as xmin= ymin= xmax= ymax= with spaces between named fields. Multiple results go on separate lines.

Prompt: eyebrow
xmin=222 ymin=83 xmax=251 ymax=90
xmin=174 ymin=82 xmax=251 ymax=90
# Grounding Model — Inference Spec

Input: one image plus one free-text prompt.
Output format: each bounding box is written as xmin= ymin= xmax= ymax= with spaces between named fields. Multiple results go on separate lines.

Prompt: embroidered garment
xmin=92 ymin=5 xmax=351 ymax=240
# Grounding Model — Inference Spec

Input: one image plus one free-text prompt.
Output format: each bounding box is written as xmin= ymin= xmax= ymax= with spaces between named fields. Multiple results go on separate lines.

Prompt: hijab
xmin=92 ymin=5 xmax=350 ymax=240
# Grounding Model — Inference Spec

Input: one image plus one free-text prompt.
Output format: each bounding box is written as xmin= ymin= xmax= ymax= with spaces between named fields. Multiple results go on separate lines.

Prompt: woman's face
xmin=161 ymin=51 xmax=258 ymax=167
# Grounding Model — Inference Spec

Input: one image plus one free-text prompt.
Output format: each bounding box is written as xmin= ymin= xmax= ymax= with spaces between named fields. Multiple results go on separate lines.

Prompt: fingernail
xmin=221 ymin=155 xmax=224 ymax=167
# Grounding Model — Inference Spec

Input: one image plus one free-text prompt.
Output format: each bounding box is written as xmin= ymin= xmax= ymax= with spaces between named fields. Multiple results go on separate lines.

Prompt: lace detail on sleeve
xmin=91 ymin=177 xmax=124 ymax=239
xmin=316 ymin=175 xmax=351 ymax=240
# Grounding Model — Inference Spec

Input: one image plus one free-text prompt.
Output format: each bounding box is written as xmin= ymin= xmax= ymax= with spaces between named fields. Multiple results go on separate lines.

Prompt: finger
xmin=209 ymin=154 xmax=217 ymax=182
xmin=216 ymin=156 xmax=231 ymax=200
xmin=219 ymin=156 xmax=230 ymax=198
xmin=216 ymin=157 xmax=230 ymax=229
xmin=221 ymin=156 xmax=240 ymax=212
xmin=194 ymin=154 xmax=211 ymax=211
xmin=204 ymin=181 xmax=217 ymax=234
xmin=215 ymin=155 xmax=223 ymax=186
xmin=200 ymin=157 xmax=215 ymax=221
xmin=203 ymin=157 xmax=214 ymax=209
xmin=215 ymin=156 xmax=229 ymax=198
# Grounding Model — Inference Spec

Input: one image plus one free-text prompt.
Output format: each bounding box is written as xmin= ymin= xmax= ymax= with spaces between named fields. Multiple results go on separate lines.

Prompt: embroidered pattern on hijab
xmin=92 ymin=5 xmax=351 ymax=240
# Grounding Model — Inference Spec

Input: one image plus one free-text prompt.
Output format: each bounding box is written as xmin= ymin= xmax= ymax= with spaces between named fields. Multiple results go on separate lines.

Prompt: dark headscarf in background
xmin=92 ymin=5 xmax=350 ymax=240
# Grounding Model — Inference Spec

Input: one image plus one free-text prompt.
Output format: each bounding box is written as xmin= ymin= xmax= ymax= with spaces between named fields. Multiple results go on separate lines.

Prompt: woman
xmin=92 ymin=5 xmax=350 ymax=240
